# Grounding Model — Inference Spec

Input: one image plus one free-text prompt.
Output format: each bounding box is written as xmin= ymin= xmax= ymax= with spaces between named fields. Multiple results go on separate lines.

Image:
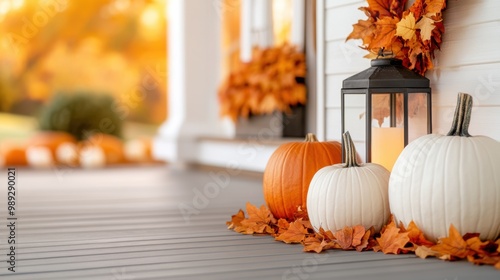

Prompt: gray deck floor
xmin=0 ymin=166 xmax=498 ymax=279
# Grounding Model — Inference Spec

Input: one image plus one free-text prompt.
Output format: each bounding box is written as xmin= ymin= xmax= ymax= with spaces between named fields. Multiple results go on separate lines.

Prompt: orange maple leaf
xmin=334 ymin=226 xmax=356 ymax=250
xmin=366 ymin=0 xmax=393 ymax=18
xmin=369 ymin=16 xmax=399 ymax=50
xmin=395 ymin=12 xmax=417 ymax=40
xmin=405 ymin=221 xmax=435 ymax=247
xmin=376 ymin=220 xmax=410 ymax=254
xmin=389 ymin=0 xmax=407 ymax=17
xmin=415 ymin=245 xmax=440 ymax=259
xmin=293 ymin=206 xmax=309 ymax=221
xmin=318 ymin=227 xmax=336 ymax=242
xmin=275 ymin=219 xmax=308 ymax=244
xmin=303 ymin=236 xmax=327 ymax=253
xmin=431 ymin=225 xmax=470 ymax=259
xmin=425 ymin=0 xmax=447 ymax=15
xmin=246 ymin=202 xmax=276 ymax=224
xmin=356 ymin=229 xmax=372 ymax=252
xmin=276 ymin=218 xmax=290 ymax=235
xmin=235 ymin=203 xmax=276 ymax=235
xmin=346 ymin=18 xmax=376 ymax=46
xmin=409 ymin=0 xmax=424 ymax=19
xmin=352 ymin=225 xmax=367 ymax=247
xmin=226 ymin=209 xmax=245 ymax=230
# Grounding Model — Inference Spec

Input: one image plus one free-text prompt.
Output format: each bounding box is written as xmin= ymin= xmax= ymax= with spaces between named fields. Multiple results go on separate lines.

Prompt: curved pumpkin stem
xmin=342 ymin=131 xmax=360 ymax=167
xmin=305 ymin=133 xmax=318 ymax=142
xmin=447 ymin=93 xmax=472 ymax=137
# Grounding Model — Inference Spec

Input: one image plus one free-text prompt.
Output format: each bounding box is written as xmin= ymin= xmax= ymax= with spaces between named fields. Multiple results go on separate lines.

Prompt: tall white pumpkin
xmin=389 ymin=93 xmax=500 ymax=241
xmin=307 ymin=132 xmax=390 ymax=233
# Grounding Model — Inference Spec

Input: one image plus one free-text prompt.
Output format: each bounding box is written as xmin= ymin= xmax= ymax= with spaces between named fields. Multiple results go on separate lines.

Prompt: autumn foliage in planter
xmin=346 ymin=0 xmax=447 ymax=75
xmin=218 ymin=44 xmax=306 ymax=121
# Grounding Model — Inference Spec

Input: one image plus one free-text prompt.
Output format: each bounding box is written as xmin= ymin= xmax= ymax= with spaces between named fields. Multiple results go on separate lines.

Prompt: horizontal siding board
xmin=326 ymin=39 xmax=371 ymax=75
xmin=444 ymin=0 xmax=500 ymax=29
xmin=432 ymin=106 xmax=500 ymax=139
xmin=325 ymin=0 xmax=363 ymax=9
xmin=437 ymin=21 xmax=500 ymax=68
xmin=325 ymin=2 xmax=366 ymax=41
xmin=428 ymin=63 xmax=500 ymax=107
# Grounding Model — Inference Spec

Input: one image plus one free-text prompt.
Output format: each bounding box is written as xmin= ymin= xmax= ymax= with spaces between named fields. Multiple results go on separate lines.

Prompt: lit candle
xmin=371 ymin=127 xmax=404 ymax=171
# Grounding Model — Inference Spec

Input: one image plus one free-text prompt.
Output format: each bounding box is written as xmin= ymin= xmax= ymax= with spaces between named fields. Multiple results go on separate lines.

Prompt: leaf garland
xmin=218 ymin=44 xmax=307 ymax=121
xmin=346 ymin=0 xmax=447 ymax=75
xmin=227 ymin=203 xmax=500 ymax=269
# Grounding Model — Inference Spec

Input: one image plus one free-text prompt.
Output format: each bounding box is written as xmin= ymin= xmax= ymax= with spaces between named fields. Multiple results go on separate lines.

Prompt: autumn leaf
xmin=389 ymin=0 xmax=407 ymax=17
xmin=235 ymin=203 xmax=275 ymax=234
xmin=318 ymin=227 xmax=336 ymax=241
xmin=467 ymin=255 xmax=500 ymax=266
xmin=466 ymin=237 xmax=488 ymax=253
xmin=276 ymin=218 xmax=290 ymax=235
xmin=226 ymin=209 xmax=245 ymax=230
xmin=334 ymin=226 xmax=355 ymax=250
xmin=369 ymin=16 xmax=399 ymax=49
xmin=293 ymin=206 xmax=309 ymax=221
xmin=409 ymin=0 xmax=425 ymax=19
xmin=431 ymin=225 xmax=470 ymax=259
xmin=356 ymin=229 xmax=372 ymax=252
xmin=352 ymin=225 xmax=367 ymax=247
xmin=415 ymin=245 xmax=440 ymax=259
xmin=376 ymin=220 xmax=410 ymax=254
xmin=246 ymin=202 xmax=275 ymax=224
xmin=346 ymin=18 xmax=376 ymax=46
xmin=366 ymin=0 xmax=393 ymax=18
xmin=396 ymin=12 xmax=416 ymax=40
xmin=407 ymin=38 xmax=423 ymax=70
xmin=275 ymin=219 xmax=308 ymax=244
xmin=228 ymin=203 xmax=500 ymax=269
xmin=405 ymin=221 xmax=435 ymax=247
xmin=416 ymin=14 xmax=436 ymax=41
xmin=425 ymin=0 xmax=447 ymax=15
xmin=303 ymin=236 xmax=329 ymax=253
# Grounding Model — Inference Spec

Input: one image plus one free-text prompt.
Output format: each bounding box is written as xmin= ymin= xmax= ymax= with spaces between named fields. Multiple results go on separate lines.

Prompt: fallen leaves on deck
xmin=227 ymin=203 xmax=500 ymax=270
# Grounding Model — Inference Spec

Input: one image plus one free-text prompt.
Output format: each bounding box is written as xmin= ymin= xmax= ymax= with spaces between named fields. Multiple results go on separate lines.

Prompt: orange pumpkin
xmin=263 ymin=133 xmax=343 ymax=219
xmin=79 ymin=133 xmax=125 ymax=167
xmin=0 ymin=143 xmax=28 ymax=167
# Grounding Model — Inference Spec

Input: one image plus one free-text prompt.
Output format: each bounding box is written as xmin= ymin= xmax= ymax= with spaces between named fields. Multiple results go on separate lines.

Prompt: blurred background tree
xmin=0 ymin=0 xmax=167 ymax=124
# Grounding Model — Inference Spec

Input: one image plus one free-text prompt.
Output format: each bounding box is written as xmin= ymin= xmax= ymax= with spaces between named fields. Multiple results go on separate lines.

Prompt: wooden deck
xmin=0 ymin=166 xmax=498 ymax=279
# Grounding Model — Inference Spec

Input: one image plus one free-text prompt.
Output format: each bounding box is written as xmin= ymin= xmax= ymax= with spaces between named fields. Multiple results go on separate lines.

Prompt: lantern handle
xmin=377 ymin=47 xmax=394 ymax=59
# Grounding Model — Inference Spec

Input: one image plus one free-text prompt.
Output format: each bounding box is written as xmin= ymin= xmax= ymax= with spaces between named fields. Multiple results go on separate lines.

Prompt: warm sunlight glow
xmin=273 ymin=0 xmax=292 ymax=45
xmin=141 ymin=5 xmax=161 ymax=28
xmin=12 ymin=0 xmax=23 ymax=9
xmin=113 ymin=0 xmax=130 ymax=12
xmin=0 ymin=1 xmax=11 ymax=16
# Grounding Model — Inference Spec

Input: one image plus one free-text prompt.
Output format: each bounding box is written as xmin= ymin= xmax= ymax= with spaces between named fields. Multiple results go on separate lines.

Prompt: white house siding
xmin=317 ymin=0 xmax=500 ymax=151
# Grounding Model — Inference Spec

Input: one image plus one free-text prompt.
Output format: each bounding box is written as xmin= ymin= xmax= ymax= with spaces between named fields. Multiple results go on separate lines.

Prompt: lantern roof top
xmin=342 ymin=58 xmax=430 ymax=89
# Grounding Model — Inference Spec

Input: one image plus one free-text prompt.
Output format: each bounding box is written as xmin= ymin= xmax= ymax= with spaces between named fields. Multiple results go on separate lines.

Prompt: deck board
xmin=0 ymin=166 xmax=498 ymax=279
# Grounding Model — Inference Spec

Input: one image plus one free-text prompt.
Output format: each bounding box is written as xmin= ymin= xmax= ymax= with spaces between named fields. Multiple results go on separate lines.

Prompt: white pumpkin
xmin=307 ymin=132 xmax=391 ymax=233
xmin=389 ymin=93 xmax=500 ymax=241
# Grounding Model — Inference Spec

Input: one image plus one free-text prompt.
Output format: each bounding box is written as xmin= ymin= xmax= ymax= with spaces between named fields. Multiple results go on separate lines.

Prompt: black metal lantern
xmin=341 ymin=57 xmax=432 ymax=171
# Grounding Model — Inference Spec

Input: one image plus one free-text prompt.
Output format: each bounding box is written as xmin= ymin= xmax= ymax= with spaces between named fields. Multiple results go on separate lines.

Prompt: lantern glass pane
xmin=343 ymin=94 xmax=366 ymax=162
xmin=371 ymin=93 xmax=404 ymax=171
xmin=408 ymin=92 xmax=429 ymax=142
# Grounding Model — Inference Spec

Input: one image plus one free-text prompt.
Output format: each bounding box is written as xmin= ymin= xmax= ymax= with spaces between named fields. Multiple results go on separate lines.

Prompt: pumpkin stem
xmin=342 ymin=131 xmax=360 ymax=167
xmin=447 ymin=93 xmax=472 ymax=137
xmin=305 ymin=133 xmax=318 ymax=142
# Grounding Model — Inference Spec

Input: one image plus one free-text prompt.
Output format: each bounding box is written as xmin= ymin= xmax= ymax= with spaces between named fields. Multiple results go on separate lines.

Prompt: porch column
xmin=153 ymin=0 xmax=233 ymax=163
xmin=291 ymin=0 xmax=305 ymax=51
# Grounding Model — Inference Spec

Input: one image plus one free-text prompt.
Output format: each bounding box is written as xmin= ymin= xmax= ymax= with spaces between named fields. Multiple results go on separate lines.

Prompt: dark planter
xmin=235 ymin=105 xmax=306 ymax=138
